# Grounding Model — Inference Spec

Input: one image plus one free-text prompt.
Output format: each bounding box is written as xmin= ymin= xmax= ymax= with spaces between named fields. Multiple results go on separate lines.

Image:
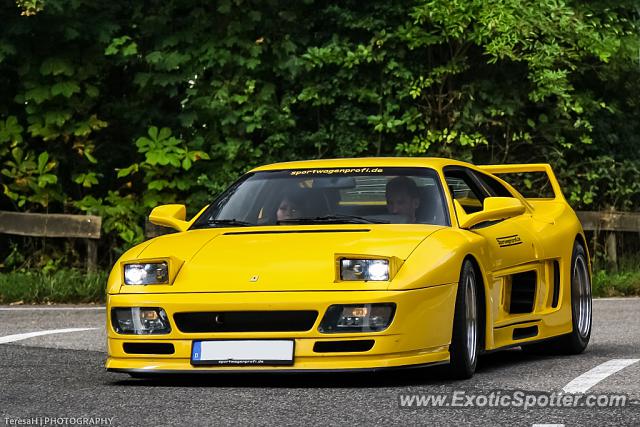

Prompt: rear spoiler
xmin=477 ymin=163 xmax=564 ymax=201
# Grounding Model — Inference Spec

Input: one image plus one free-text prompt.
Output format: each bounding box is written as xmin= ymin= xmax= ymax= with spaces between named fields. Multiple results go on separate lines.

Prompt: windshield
xmin=191 ymin=167 xmax=449 ymax=228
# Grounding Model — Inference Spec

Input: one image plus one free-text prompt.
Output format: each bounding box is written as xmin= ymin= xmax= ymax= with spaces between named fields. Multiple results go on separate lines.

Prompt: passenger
xmin=385 ymin=176 xmax=420 ymax=223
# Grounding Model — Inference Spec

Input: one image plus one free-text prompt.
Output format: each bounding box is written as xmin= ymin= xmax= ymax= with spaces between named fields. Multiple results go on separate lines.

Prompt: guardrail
xmin=1 ymin=209 xmax=637 ymax=273
xmin=576 ymin=211 xmax=640 ymax=272
xmin=0 ymin=211 xmax=101 ymax=272
xmin=576 ymin=211 xmax=640 ymax=232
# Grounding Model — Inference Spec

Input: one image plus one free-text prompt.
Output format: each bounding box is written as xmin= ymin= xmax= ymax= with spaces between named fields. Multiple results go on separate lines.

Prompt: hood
xmin=135 ymin=225 xmax=443 ymax=292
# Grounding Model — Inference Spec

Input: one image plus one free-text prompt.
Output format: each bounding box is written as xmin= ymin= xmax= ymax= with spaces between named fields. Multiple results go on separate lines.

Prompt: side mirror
xmin=454 ymin=197 xmax=525 ymax=229
xmin=149 ymin=204 xmax=189 ymax=232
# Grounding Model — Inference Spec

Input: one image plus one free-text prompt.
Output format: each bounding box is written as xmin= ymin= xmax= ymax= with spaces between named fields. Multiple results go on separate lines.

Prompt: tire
xmin=448 ymin=260 xmax=480 ymax=379
xmin=522 ymin=241 xmax=592 ymax=355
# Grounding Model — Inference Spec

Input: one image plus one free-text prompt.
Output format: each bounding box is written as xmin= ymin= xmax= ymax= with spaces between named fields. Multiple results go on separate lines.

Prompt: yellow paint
xmin=106 ymin=158 xmax=587 ymax=372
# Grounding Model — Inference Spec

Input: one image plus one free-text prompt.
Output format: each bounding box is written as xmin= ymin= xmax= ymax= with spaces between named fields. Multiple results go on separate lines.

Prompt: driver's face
xmin=277 ymin=199 xmax=300 ymax=221
xmin=386 ymin=192 xmax=419 ymax=222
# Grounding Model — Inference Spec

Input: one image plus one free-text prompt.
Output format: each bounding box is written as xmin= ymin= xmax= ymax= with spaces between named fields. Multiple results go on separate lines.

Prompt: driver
xmin=385 ymin=176 xmax=420 ymax=223
xmin=276 ymin=194 xmax=305 ymax=221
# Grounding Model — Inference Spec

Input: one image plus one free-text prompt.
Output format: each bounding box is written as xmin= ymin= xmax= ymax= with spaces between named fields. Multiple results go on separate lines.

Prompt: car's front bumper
xmin=106 ymin=284 xmax=456 ymax=373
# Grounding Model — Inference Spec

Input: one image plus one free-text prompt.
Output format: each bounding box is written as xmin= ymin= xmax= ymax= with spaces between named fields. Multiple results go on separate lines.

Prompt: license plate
xmin=191 ymin=340 xmax=295 ymax=366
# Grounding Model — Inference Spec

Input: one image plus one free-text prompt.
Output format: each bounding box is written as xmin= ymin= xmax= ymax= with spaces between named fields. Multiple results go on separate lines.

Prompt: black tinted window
xmin=444 ymin=169 xmax=487 ymax=214
xmin=192 ymin=167 xmax=450 ymax=227
xmin=473 ymin=172 xmax=513 ymax=197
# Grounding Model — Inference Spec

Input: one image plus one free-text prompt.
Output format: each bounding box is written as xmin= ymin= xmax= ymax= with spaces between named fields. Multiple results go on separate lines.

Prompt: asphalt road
xmin=1 ymin=299 xmax=639 ymax=426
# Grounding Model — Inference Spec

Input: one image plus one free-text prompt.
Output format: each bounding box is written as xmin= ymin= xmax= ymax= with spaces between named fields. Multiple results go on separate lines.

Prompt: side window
xmin=444 ymin=169 xmax=487 ymax=214
xmin=473 ymin=172 xmax=513 ymax=197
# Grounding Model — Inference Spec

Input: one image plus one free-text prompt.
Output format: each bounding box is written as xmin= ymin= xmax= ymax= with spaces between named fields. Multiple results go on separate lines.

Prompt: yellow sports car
xmin=105 ymin=158 xmax=591 ymax=379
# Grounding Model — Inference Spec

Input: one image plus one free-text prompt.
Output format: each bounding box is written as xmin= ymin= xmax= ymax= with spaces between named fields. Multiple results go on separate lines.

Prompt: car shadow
xmin=109 ymin=347 xmax=566 ymax=388
xmin=477 ymin=347 xmax=564 ymax=371
xmin=109 ymin=364 xmax=451 ymax=388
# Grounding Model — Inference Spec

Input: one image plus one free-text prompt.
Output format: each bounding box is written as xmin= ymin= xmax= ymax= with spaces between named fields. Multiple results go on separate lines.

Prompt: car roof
xmin=249 ymin=157 xmax=474 ymax=172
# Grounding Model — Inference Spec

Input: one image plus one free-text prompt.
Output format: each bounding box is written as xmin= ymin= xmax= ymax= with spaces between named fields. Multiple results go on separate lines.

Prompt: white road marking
xmin=594 ymin=297 xmax=640 ymax=301
xmin=0 ymin=328 xmax=98 ymax=344
xmin=0 ymin=307 xmax=104 ymax=311
xmin=532 ymin=424 xmax=564 ymax=427
xmin=562 ymin=359 xmax=640 ymax=393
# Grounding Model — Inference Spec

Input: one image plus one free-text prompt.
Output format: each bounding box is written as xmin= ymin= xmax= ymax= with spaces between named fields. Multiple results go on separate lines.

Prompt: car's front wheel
xmin=448 ymin=260 xmax=479 ymax=379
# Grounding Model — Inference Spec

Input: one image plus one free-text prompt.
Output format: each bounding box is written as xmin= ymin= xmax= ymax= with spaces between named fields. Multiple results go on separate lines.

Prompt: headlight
xmin=340 ymin=259 xmax=389 ymax=281
xmin=124 ymin=262 xmax=169 ymax=285
xmin=319 ymin=303 xmax=396 ymax=333
xmin=111 ymin=307 xmax=171 ymax=334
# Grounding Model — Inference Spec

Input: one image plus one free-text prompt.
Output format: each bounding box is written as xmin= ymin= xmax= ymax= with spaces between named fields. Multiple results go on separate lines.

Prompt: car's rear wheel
xmin=522 ymin=240 xmax=591 ymax=354
xmin=448 ymin=260 xmax=479 ymax=379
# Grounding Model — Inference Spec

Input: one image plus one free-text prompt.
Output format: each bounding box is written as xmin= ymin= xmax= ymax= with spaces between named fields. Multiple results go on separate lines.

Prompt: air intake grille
xmin=509 ymin=271 xmax=537 ymax=314
xmin=123 ymin=343 xmax=175 ymax=354
xmin=173 ymin=311 xmax=318 ymax=333
xmin=313 ymin=340 xmax=375 ymax=353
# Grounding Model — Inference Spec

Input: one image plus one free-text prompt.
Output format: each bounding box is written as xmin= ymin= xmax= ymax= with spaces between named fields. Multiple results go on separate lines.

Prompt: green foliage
xmin=0 ymin=116 xmax=23 ymax=150
xmin=74 ymin=192 xmax=145 ymax=247
xmin=2 ymin=146 xmax=59 ymax=207
xmin=593 ymin=266 xmax=640 ymax=298
xmin=0 ymin=269 xmax=107 ymax=303
xmin=15 ymin=0 xmax=44 ymax=16
xmin=1 ymin=0 xmax=639 ymax=266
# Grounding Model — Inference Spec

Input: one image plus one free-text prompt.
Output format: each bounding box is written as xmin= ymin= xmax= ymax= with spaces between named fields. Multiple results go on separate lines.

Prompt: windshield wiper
xmin=277 ymin=214 xmax=388 ymax=225
xmin=195 ymin=218 xmax=253 ymax=228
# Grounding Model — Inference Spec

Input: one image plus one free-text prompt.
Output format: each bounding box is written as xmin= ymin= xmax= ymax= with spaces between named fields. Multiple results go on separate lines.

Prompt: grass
xmin=0 ymin=269 xmax=107 ymax=304
xmin=0 ymin=264 xmax=638 ymax=304
xmin=591 ymin=254 xmax=640 ymax=298
xmin=592 ymin=268 xmax=640 ymax=297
